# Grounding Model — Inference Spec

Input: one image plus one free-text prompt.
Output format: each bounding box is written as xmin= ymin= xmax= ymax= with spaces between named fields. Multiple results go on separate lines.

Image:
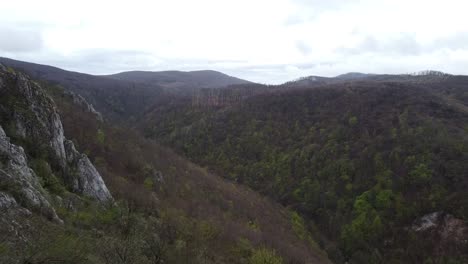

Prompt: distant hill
xmin=0 ymin=57 xmax=252 ymax=120
xmin=105 ymin=70 xmax=251 ymax=89
xmin=335 ymin=72 xmax=376 ymax=80
xmin=283 ymin=71 xmax=456 ymax=87
xmin=0 ymin=57 xmax=161 ymax=120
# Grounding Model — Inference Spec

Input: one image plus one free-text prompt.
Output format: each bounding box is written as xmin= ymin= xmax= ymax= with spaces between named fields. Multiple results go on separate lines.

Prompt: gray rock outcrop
xmin=64 ymin=140 xmax=112 ymax=202
xmin=0 ymin=125 xmax=61 ymax=223
xmin=412 ymin=211 xmax=468 ymax=246
xmin=64 ymin=91 xmax=103 ymax=121
xmin=0 ymin=64 xmax=112 ymax=208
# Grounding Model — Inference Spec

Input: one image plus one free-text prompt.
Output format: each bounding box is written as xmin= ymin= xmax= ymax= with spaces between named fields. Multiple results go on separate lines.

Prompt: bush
xmin=249 ymin=248 xmax=283 ymax=264
xmin=30 ymin=159 xmax=66 ymax=195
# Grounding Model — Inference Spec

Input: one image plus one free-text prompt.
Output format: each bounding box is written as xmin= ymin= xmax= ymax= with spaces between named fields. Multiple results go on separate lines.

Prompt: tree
xmin=409 ymin=163 xmax=432 ymax=185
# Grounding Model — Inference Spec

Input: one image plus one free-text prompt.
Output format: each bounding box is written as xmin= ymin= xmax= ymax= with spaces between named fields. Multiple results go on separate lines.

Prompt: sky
xmin=1 ymin=0 xmax=468 ymax=84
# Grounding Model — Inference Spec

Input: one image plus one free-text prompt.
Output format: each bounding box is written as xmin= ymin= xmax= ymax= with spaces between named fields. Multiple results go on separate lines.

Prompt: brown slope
xmin=48 ymin=83 xmax=331 ymax=264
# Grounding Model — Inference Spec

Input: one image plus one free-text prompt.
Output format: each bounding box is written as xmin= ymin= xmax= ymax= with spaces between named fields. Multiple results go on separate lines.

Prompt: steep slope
xmin=105 ymin=70 xmax=251 ymax=89
xmin=0 ymin=65 xmax=112 ymax=202
xmin=0 ymin=65 xmax=120 ymax=263
xmin=0 ymin=125 xmax=61 ymax=223
xmin=142 ymin=79 xmax=468 ymax=263
xmin=3 ymin=58 xmax=466 ymax=263
xmin=0 ymin=57 xmax=168 ymax=121
xmin=0 ymin=63 xmax=331 ymax=263
xmin=46 ymin=80 xmax=332 ymax=263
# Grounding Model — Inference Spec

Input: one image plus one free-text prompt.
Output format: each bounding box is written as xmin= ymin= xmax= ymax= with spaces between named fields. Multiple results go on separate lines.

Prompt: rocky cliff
xmin=0 ymin=125 xmax=61 ymax=223
xmin=0 ymin=64 xmax=112 ymax=220
xmin=63 ymin=90 xmax=103 ymax=122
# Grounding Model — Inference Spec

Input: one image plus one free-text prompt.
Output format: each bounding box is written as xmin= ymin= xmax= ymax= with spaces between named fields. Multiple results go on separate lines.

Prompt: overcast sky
xmin=1 ymin=0 xmax=468 ymax=84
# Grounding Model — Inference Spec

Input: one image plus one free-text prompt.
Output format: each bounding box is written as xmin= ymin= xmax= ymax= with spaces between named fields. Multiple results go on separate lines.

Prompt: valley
xmin=0 ymin=57 xmax=467 ymax=263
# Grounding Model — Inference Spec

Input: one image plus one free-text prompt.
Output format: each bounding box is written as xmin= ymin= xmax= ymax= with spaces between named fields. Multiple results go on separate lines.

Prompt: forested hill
xmin=0 ymin=64 xmax=331 ymax=263
xmin=0 ymin=57 xmax=253 ymax=121
xmin=105 ymin=70 xmax=251 ymax=89
xmin=142 ymin=78 xmax=468 ymax=263
xmin=1 ymin=57 xmax=467 ymax=263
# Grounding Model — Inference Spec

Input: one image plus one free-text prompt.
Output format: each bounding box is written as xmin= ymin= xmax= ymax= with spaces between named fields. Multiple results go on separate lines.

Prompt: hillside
xmin=142 ymin=77 xmax=468 ymax=263
xmin=1 ymin=58 xmax=467 ymax=263
xmin=0 ymin=58 xmax=252 ymax=121
xmin=0 ymin=64 xmax=330 ymax=263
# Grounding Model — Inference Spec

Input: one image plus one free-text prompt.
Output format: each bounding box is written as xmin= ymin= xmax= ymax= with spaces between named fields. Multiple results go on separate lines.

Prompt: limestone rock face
xmin=0 ymin=64 xmax=112 ymax=207
xmin=0 ymin=125 xmax=61 ymax=223
xmin=64 ymin=140 xmax=112 ymax=202
xmin=0 ymin=69 xmax=67 ymax=169
xmin=64 ymin=91 xmax=103 ymax=121
xmin=0 ymin=191 xmax=18 ymax=210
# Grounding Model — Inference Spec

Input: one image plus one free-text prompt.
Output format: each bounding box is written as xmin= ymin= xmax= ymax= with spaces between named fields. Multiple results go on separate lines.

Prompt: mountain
xmin=0 ymin=57 xmax=252 ymax=121
xmin=0 ymin=63 xmax=331 ymax=263
xmin=0 ymin=57 xmax=166 ymax=120
xmin=105 ymin=70 xmax=251 ymax=89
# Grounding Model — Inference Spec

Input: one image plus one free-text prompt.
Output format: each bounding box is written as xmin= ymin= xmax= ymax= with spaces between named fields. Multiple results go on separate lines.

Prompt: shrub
xmin=30 ymin=159 xmax=66 ymax=195
xmin=249 ymin=248 xmax=283 ymax=264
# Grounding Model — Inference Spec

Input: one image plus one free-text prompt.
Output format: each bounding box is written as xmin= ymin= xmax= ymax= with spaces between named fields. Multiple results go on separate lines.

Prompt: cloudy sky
xmin=1 ymin=0 xmax=468 ymax=83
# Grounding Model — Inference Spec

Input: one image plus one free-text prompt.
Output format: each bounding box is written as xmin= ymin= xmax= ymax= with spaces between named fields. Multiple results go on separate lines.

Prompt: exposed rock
xmin=64 ymin=140 xmax=112 ymax=202
xmin=0 ymin=65 xmax=112 ymax=203
xmin=0 ymin=191 xmax=18 ymax=210
xmin=64 ymin=90 xmax=103 ymax=121
xmin=0 ymin=126 xmax=61 ymax=223
xmin=412 ymin=211 xmax=442 ymax=232
xmin=0 ymin=68 xmax=67 ymax=169
xmin=412 ymin=211 xmax=468 ymax=247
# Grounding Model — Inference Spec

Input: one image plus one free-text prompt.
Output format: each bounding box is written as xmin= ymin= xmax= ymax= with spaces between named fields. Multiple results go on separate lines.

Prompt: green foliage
xmin=96 ymin=129 xmax=106 ymax=144
xmin=409 ymin=163 xmax=432 ymax=184
xmin=231 ymin=238 xmax=253 ymax=261
xmin=6 ymin=66 xmax=15 ymax=74
xmin=247 ymin=219 xmax=260 ymax=231
xmin=35 ymin=73 xmax=467 ymax=263
xmin=143 ymin=79 xmax=468 ymax=261
xmin=30 ymin=159 xmax=66 ymax=195
xmin=143 ymin=177 xmax=154 ymax=190
xmin=20 ymin=226 xmax=92 ymax=264
xmin=249 ymin=248 xmax=283 ymax=264
xmin=348 ymin=116 xmax=358 ymax=126
xmin=375 ymin=189 xmax=393 ymax=209
xmin=290 ymin=211 xmax=308 ymax=240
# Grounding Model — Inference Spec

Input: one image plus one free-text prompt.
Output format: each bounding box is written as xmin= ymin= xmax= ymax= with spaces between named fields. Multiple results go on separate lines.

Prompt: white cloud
xmin=1 ymin=0 xmax=467 ymax=83
xmin=0 ymin=26 xmax=43 ymax=52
